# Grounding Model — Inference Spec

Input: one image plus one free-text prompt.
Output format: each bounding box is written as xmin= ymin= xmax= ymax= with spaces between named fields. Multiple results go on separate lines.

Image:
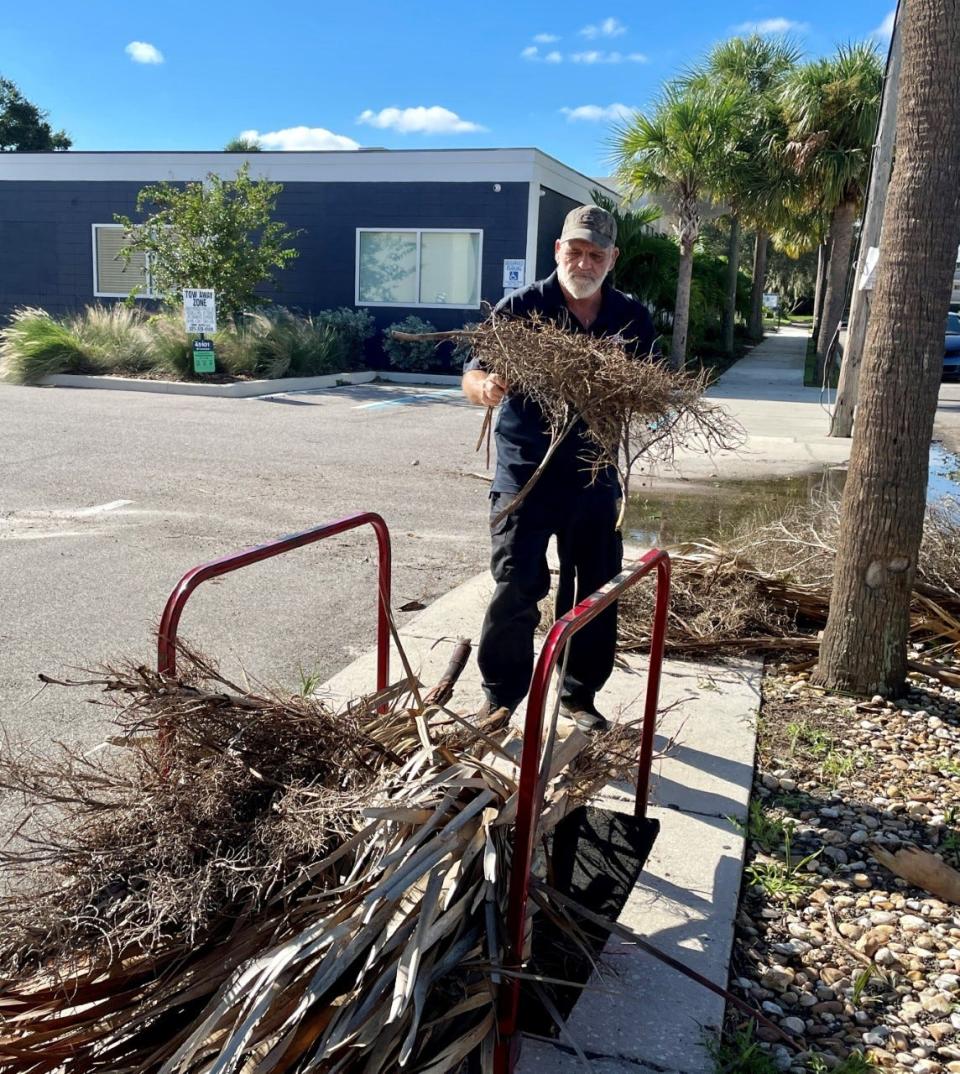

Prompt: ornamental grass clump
xmin=0 ymin=307 xmax=94 ymax=383
xmin=68 ymin=303 xmax=153 ymax=374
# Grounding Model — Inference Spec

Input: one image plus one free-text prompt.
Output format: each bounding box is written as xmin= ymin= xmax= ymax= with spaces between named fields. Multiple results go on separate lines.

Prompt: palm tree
xmin=679 ymin=36 xmax=802 ymax=351
xmin=612 ymin=85 xmax=744 ymax=368
xmin=778 ymin=42 xmax=884 ymax=371
xmin=816 ymin=0 xmax=960 ymax=695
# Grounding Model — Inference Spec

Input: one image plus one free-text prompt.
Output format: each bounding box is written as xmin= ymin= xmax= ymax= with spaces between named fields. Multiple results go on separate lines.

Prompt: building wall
xmin=0 ymin=179 xmax=530 ymax=341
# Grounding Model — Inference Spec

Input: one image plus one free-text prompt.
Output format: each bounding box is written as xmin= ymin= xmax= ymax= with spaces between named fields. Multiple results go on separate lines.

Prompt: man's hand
xmin=480 ymin=374 xmax=508 ymax=406
xmin=462 ymin=370 xmax=509 ymax=407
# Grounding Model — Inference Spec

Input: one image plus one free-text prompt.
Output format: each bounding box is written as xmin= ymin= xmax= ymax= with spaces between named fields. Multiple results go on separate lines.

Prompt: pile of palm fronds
xmin=0 ymin=646 xmax=633 ymax=1073
xmin=619 ymin=497 xmax=960 ymax=677
xmin=470 ymin=317 xmax=742 ymax=509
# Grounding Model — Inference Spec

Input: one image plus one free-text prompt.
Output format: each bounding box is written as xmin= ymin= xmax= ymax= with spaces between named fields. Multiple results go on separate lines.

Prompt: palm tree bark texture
xmin=815 ymin=197 xmax=858 ymax=374
xmin=748 ymin=230 xmax=769 ymax=341
xmin=722 ymin=214 xmax=741 ymax=356
xmin=815 ymin=0 xmax=960 ymax=696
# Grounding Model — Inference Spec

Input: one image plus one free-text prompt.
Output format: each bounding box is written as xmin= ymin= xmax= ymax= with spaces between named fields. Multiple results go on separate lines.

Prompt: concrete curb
xmin=319 ymin=564 xmax=761 ymax=1072
xmin=35 ymin=370 xmax=463 ymax=398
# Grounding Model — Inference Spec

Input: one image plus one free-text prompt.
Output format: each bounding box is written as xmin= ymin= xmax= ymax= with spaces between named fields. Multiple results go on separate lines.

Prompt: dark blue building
xmin=0 ymin=149 xmax=612 ymax=335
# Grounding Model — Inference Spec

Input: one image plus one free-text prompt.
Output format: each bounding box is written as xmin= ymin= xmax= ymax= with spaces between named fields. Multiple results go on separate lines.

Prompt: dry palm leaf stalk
xmin=0 ymin=645 xmax=639 ymax=1073
xmin=618 ymin=497 xmax=960 ymax=681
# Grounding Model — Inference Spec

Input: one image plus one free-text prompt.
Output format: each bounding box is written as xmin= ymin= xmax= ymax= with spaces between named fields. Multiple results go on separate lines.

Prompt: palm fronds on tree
xmin=611 ymin=84 xmax=747 ymax=368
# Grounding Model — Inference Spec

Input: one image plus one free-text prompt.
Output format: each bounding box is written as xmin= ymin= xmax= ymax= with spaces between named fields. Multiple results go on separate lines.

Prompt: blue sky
xmin=3 ymin=0 xmax=893 ymax=176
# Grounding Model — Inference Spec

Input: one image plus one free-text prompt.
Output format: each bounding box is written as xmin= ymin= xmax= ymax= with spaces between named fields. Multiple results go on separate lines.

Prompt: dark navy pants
xmin=477 ymin=487 xmax=623 ymax=713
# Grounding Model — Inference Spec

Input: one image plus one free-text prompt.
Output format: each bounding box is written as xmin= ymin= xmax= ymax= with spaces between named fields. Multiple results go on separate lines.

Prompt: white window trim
xmin=355 ymin=227 xmax=483 ymax=309
xmin=92 ymin=223 xmax=155 ymax=299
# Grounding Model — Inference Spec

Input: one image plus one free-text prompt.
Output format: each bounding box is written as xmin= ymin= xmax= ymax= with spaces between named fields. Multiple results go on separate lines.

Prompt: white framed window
xmin=355 ymin=228 xmax=483 ymax=309
xmin=92 ymin=224 xmax=154 ymax=298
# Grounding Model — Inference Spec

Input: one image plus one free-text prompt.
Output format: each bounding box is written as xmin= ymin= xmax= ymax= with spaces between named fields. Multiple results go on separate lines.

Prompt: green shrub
xmin=383 ymin=315 xmax=443 ymax=372
xmin=313 ymin=307 xmax=375 ymax=370
xmin=0 ymin=308 xmax=94 ymax=383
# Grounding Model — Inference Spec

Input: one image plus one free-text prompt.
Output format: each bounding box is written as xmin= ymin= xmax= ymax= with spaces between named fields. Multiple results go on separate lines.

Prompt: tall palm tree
xmin=778 ymin=42 xmax=884 ymax=369
xmin=679 ymin=36 xmax=802 ymax=350
xmin=612 ymin=85 xmax=744 ymax=368
xmin=816 ymin=0 xmax=960 ymax=695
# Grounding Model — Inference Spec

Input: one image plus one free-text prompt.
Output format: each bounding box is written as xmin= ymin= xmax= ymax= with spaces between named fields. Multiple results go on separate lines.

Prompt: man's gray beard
xmin=558 ymin=267 xmax=603 ymax=300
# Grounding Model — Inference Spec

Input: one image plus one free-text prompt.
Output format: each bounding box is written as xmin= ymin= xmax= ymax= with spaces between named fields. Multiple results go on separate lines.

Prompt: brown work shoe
xmin=559 ymin=700 xmax=610 ymax=733
xmin=474 ymin=699 xmax=513 ymax=730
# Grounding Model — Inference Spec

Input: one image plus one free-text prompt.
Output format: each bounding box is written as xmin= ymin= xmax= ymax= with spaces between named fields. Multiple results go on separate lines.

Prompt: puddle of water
xmin=626 ymin=444 xmax=960 ymax=547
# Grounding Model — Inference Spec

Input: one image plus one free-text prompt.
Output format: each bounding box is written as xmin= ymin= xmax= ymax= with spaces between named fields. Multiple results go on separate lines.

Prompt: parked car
xmin=946 ymin=312 xmax=960 ymax=379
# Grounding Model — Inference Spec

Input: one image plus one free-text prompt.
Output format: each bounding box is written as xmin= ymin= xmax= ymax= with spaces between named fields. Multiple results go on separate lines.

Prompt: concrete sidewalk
xmin=651 ymin=327 xmax=852 ymax=484
xmin=320 ymin=561 xmax=760 ymax=1074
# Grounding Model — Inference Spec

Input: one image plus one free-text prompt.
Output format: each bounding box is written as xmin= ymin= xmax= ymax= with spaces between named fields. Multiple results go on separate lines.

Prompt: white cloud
xmin=580 ymin=16 xmax=627 ymax=38
xmin=733 ymin=17 xmax=810 ymax=33
xmin=545 ymin=50 xmax=563 ymax=63
xmin=521 ymin=45 xmax=540 ymax=59
xmin=239 ymin=126 xmax=360 ymax=151
xmin=533 ymin=32 xmax=559 ymax=43
xmin=356 ymin=106 xmax=486 ymax=134
xmin=871 ymin=9 xmax=896 ymax=39
xmin=561 ymin=103 xmax=636 ymax=123
xmin=570 ymin=50 xmax=645 ymax=64
xmin=125 ymin=41 xmax=164 ymax=64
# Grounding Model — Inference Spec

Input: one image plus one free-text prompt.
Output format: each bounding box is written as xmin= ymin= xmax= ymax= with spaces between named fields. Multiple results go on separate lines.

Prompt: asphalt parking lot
xmin=0 ymin=380 xmax=492 ymax=748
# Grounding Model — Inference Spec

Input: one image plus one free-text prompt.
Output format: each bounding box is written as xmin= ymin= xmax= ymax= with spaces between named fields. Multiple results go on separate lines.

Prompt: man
xmin=462 ymin=204 xmax=658 ymax=732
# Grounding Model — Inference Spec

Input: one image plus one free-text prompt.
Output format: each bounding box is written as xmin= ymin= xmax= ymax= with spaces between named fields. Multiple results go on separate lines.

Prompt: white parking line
xmin=76 ymin=499 xmax=134 ymax=516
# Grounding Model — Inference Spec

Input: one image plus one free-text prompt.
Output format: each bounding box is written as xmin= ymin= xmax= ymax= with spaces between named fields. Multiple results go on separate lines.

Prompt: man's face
xmin=555 ymin=238 xmax=619 ymax=300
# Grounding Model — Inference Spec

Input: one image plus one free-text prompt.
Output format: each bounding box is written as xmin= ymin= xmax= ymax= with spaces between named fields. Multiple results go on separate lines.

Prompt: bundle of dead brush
xmin=0 ymin=646 xmax=630 ymax=1073
xmin=618 ymin=497 xmax=960 ymax=679
xmin=467 ymin=316 xmax=742 ymax=514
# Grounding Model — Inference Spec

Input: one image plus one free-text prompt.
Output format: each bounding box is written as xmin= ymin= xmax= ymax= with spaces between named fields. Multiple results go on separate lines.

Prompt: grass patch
xmin=705 ymin=1024 xmax=779 ymax=1073
xmin=729 ymin=800 xmax=790 ymax=854
xmin=745 ymin=827 xmax=821 ymax=902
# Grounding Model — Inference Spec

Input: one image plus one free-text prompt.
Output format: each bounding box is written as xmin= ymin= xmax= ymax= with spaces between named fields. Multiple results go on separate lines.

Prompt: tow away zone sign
xmin=183 ymin=289 xmax=217 ymax=334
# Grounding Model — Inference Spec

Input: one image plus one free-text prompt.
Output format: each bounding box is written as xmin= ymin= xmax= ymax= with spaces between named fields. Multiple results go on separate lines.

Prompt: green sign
xmin=193 ymin=340 xmax=216 ymax=374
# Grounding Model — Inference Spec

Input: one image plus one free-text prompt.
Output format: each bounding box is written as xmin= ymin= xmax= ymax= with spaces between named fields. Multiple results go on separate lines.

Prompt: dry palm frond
xmin=619 ymin=497 xmax=960 ymax=671
xmin=0 ymin=645 xmax=627 ymax=1073
xmin=466 ymin=316 xmax=743 ymax=518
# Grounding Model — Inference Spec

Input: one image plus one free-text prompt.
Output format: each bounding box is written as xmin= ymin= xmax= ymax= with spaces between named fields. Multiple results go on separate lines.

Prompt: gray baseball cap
xmin=559 ymin=205 xmax=617 ymax=249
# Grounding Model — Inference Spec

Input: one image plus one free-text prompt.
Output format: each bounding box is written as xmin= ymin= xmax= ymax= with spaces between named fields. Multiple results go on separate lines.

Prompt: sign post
xmin=183 ymin=288 xmax=218 ymax=375
xmin=762 ymin=292 xmax=781 ymax=331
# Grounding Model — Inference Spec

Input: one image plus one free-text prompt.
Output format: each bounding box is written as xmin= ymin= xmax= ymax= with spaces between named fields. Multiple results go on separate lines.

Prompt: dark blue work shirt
xmin=463 ymin=271 xmax=659 ymax=497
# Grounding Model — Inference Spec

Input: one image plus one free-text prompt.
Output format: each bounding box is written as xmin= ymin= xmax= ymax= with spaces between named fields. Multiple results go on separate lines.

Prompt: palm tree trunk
xmin=815 ymin=0 xmax=960 ymax=696
xmin=748 ymin=230 xmax=769 ymax=341
xmin=722 ymin=214 xmax=740 ymax=357
xmin=815 ymin=198 xmax=858 ymax=378
xmin=812 ymin=241 xmax=828 ymax=327
xmin=670 ymin=238 xmax=695 ymax=369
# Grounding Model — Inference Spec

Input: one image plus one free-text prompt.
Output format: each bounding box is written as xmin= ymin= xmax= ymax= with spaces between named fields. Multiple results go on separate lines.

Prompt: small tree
xmin=0 ymin=77 xmax=71 ymax=151
xmin=115 ymin=164 xmax=300 ymax=321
